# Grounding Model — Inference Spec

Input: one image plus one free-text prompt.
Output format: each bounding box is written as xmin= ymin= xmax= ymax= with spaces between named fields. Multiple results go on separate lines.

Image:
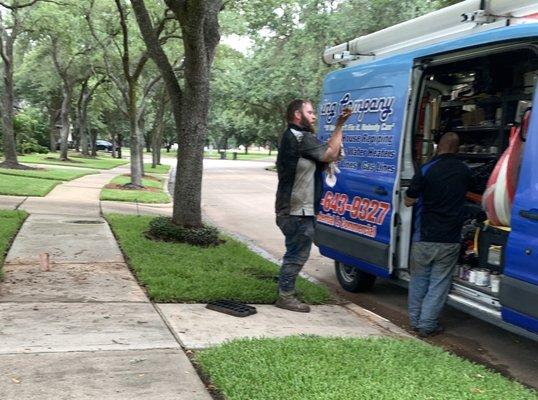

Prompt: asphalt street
xmin=191 ymin=158 xmax=538 ymax=388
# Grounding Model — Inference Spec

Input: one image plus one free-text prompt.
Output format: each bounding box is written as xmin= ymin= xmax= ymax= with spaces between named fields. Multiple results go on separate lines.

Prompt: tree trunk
xmin=117 ymin=134 xmax=123 ymax=158
xmin=151 ymin=93 xmax=166 ymax=168
xmin=90 ymin=128 xmax=98 ymax=157
xmin=138 ymin=113 xmax=145 ymax=176
xmin=173 ymin=90 xmax=207 ymax=227
xmin=59 ymin=85 xmax=72 ymax=161
xmin=131 ymin=0 xmax=222 ymax=227
xmin=111 ymin=133 xmax=117 ymax=158
xmin=0 ymin=31 xmax=19 ymax=167
xmin=79 ymin=82 xmax=90 ymax=156
xmin=48 ymin=93 xmax=62 ymax=152
xmin=128 ymin=82 xmax=143 ymax=187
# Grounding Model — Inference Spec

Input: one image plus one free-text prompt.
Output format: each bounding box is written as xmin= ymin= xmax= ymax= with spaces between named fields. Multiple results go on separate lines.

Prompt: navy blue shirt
xmin=407 ymin=154 xmax=472 ymax=243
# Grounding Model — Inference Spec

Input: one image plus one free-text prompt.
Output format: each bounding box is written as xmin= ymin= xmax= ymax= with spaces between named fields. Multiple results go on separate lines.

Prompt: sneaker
xmin=418 ymin=325 xmax=444 ymax=338
xmin=275 ymin=296 xmax=311 ymax=313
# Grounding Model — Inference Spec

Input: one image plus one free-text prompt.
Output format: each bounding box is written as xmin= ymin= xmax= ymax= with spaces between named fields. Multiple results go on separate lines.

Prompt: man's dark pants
xmin=276 ymin=215 xmax=315 ymax=296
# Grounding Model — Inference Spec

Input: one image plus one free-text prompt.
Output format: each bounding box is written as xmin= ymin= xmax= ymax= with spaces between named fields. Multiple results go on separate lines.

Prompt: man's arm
xmin=322 ymin=108 xmax=352 ymax=163
xmin=298 ymin=108 xmax=352 ymax=163
xmin=404 ymin=194 xmax=418 ymax=207
xmin=405 ymin=169 xmax=424 ymax=207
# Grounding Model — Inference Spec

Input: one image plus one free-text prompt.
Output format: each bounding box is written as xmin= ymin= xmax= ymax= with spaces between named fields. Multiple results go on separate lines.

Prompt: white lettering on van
xmin=320 ymin=93 xmax=395 ymax=123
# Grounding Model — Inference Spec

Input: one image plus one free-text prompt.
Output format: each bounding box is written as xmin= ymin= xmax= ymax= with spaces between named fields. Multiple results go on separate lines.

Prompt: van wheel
xmin=335 ymin=261 xmax=376 ymax=292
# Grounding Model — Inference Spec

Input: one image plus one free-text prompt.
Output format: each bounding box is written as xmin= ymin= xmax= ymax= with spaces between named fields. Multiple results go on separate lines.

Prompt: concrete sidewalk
xmin=0 ymin=166 xmax=211 ymax=399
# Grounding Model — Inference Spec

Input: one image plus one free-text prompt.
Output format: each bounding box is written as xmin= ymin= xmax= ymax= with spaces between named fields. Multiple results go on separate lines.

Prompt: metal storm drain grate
xmin=206 ymin=300 xmax=257 ymax=317
xmin=64 ymin=220 xmax=105 ymax=225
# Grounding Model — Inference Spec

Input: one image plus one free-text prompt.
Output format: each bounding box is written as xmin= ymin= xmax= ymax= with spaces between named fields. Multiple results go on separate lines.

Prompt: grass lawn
xmin=105 ymin=214 xmax=330 ymax=303
xmin=0 ymin=167 xmax=95 ymax=181
xmin=17 ymin=153 xmax=128 ymax=170
xmin=143 ymin=163 xmax=170 ymax=174
xmin=195 ymin=337 xmax=538 ymax=400
xmin=100 ymin=174 xmax=170 ymax=203
xmin=0 ymin=174 xmax=62 ymax=196
xmin=0 ymin=210 xmax=27 ymax=278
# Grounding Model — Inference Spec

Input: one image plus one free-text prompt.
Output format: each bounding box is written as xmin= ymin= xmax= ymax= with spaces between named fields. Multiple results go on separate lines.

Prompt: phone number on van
xmin=320 ymin=191 xmax=391 ymax=225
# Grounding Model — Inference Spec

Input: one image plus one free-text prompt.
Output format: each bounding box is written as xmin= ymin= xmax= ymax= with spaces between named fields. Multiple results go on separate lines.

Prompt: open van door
xmin=314 ymin=58 xmax=413 ymax=280
xmin=501 ymin=90 xmax=538 ymax=334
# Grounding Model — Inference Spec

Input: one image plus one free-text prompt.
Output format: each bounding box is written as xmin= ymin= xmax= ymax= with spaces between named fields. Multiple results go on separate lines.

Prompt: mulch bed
xmin=121 ymin=173 xmax=161 ymax=182
xmin=104 ymin=183 xmax=161 ymax=192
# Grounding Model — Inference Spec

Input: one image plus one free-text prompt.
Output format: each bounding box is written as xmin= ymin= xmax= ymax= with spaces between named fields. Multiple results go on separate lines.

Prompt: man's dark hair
xmin=286 ymin=99 xmax=310 ymax=123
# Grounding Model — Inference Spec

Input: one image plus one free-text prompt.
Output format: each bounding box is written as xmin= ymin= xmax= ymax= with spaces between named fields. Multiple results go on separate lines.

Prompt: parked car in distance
xmin=96 ymin=140 xmax=114 ymax=152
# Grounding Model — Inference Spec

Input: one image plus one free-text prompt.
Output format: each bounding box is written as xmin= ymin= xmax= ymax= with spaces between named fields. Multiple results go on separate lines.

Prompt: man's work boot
xmin=275 ymin=295 xmax=310 ymax=313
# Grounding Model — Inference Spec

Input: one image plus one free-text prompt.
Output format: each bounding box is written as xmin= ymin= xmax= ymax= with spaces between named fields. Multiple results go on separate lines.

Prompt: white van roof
xmin=323 ymin=0 xmax=538 ymax=66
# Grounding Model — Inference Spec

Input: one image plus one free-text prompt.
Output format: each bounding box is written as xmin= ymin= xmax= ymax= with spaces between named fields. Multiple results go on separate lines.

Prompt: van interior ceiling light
xmin=323 ymin=0 xmax=538 ymax=66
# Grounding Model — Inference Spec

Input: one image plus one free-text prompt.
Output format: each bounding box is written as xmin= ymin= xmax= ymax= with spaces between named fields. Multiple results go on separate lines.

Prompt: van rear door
xmin=315 ymin=58 xmax=413 ymax=278
xmin=501 ymin=90 xmax=538 ymax=334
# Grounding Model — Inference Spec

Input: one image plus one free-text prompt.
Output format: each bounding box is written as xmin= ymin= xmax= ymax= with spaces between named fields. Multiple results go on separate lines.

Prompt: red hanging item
xmin=483 ymin=110 xmax=530 ymax=226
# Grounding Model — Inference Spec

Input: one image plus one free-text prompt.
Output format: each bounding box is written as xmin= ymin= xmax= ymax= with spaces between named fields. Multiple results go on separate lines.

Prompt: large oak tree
xmin=131 ymin=0 xmax=222 ymax=228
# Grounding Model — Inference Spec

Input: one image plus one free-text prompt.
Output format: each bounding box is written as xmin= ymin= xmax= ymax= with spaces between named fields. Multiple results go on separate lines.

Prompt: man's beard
xmin=300 ymin=113 xmax=316 ymax=133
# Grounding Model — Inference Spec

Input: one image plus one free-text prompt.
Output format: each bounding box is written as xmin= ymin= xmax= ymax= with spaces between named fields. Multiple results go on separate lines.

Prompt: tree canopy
xmin=0 ymin=0 xmax=460 ymax=224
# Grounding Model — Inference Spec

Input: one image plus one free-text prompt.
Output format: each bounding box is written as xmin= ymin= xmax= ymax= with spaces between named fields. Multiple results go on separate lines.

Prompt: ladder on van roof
xmin=323 ymin=0 xmax=538 ymax=66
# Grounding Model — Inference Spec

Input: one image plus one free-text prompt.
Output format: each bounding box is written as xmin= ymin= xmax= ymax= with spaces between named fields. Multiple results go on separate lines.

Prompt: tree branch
xmin=88 ymin=75 xmax=107 ymax=98
xmin=0 ymin=0 xmax=67 ymax=10
xmin=131 ymin=0 xmax=183 ymax=102
xmin=0 ymin=0 xmax=39 ymax=10
xmin=132 ymin=12 xmax=170 ymax=81
xmin=131 ymin=52 xmax=149 ymax=81
xmin=102 ymin=87 xmax=128 ymax=117
xmin=0 ymin=13 xmax=8 ymax=64
xmin=114 ymin=0 xmax=131 ymax=81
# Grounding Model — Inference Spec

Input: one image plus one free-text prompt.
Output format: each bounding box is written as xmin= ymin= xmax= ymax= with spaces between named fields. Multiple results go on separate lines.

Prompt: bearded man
xmin=274 ymin=99 xmax=351 ymax=312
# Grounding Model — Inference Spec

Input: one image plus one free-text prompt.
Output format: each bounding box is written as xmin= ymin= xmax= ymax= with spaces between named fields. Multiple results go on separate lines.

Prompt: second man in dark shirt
xmin=405 ymin=132 xmax=472 ymax=337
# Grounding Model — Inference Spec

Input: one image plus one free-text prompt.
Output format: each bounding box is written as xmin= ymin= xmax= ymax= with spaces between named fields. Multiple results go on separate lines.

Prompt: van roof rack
xmin=323 ymin=0 xmax=538 ymax=66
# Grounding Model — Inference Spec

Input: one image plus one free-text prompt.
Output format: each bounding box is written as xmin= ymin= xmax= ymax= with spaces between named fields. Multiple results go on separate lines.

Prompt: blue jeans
xmin=276 ymin=215 xmax=315 ymax=296
xmin=408 ymin=241 xmax=460 ymax=332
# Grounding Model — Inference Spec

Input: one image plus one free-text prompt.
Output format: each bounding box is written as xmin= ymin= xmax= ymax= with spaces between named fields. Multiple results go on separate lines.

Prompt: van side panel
xmin=315 ymin=58 xmax=412 ymax=276
xmin=501 ymin=85 xmax=538 ymax=333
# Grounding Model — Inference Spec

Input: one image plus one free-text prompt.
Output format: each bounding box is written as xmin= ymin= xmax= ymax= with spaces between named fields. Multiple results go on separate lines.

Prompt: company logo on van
xmin=320 ymin=93 xmax=395 ymax=123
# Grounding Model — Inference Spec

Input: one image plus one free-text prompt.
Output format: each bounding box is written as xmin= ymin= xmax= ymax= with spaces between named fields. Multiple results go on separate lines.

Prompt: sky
xmin=221 ymin=34 xmax=253 ymax=55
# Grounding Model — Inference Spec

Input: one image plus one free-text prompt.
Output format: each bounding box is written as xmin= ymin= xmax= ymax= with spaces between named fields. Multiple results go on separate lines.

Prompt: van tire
xmin=335 ymin=261 xmax=376 ymax=292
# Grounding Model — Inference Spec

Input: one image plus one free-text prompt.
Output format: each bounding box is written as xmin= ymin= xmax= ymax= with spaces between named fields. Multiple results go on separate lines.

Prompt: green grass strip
xmin=105 ymin=214 xmax=330 ymax=303
xmin=0 ymin=210 xmax=27 ymax=278
xmin=143 ymin=163 xmax=170 ymax=174
xmin=100 ymin=174 xmax=170 ymax=203
xmin=0 ymin=167 xmax=95 ymax=181
xmin=109 ymin=175 xmax=164 ymax=189
xmin=0 ymin=174 xmax=62 ymax=196
xmin=196 ymin=336 xmax=538 ymax=400
xmin=100 ymin=189 xmax=170 ymax=203
xmin=18 ymin=153 xmax=128 ymax=170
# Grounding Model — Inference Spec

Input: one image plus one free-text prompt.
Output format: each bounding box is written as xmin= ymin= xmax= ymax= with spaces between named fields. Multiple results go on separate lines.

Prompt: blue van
xmin=315 ymin=2 xmax=538 ymax=340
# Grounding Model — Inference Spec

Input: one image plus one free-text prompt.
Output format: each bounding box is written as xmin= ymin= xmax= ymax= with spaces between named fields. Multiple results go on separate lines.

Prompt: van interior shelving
xmin=409 ymin=45 xmax=537 ymax=303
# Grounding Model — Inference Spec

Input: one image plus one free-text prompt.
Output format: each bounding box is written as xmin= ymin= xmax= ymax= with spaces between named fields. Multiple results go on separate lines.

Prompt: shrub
xmin=147 ymin=217 xmax=221 ymax=247
xmin=18 ymin=138 xmax=49 ymax=154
